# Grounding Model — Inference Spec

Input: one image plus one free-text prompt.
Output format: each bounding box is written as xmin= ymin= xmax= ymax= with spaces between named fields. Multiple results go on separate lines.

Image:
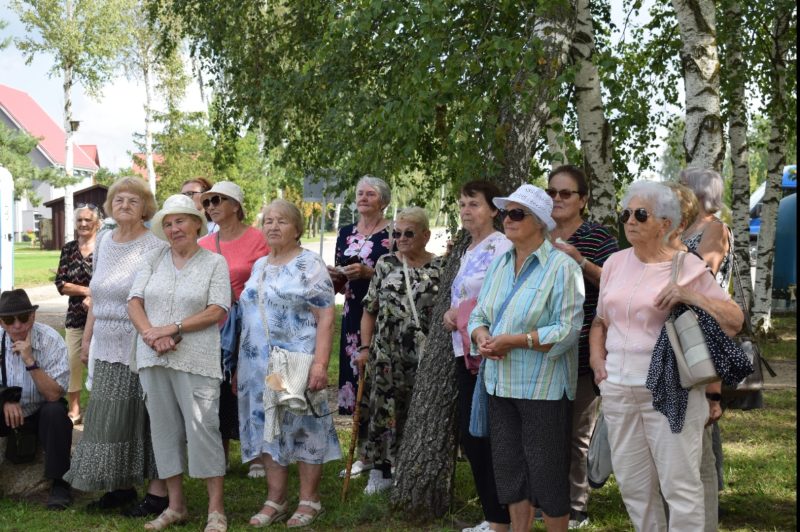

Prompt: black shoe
xmin=121 ymin=493 xmax=169 ymax=518
xmin=86 ymin=488 xmax=137 ymax=511
xmin=46 ymin=481 xmax=72 ymax=510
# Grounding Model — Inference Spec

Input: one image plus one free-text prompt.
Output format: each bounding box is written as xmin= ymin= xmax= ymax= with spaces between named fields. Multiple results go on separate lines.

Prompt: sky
xmin=1 ymin=2 xmax=662 ymax=175
xmin=0 ymin=4 xmax=205 ymax=172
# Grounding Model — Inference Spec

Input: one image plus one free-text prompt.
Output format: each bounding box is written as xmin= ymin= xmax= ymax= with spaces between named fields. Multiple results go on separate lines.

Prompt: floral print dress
xmin=334 ymin=223 xmax=392 ymax=414
xmin=236 ymin=249 xmax=342 ymax=466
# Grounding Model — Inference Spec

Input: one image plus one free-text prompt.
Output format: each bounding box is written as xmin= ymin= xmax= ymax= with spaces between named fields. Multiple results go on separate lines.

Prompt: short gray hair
xmin=395 ymin=206 xmax=429 ymax=232
xmin=73 ymin=205 xmax=101 ymax=227
xmin=621 ymin=181 xmax=681 ymax=238
xmin=357 ymin=175 xmax=392 ymax=208
xmin=679 ymin=167 xmax=724 ymax=213
xmin=529 ymin=212 xmax=550 ymax=238
xmin=261 ymin=199 xmax=304 ymax=242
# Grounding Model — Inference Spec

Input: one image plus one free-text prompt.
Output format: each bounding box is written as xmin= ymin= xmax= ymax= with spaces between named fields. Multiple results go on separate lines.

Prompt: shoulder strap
xmin=1 ymin=332 xmax=7 ymax=387
xmin=731 ymin=252 xmax=755 ymax=337
xmin=670 ymin=251 xmax=686 ymax=284
xmin=491 ymin=255 xmax=537 ymax=334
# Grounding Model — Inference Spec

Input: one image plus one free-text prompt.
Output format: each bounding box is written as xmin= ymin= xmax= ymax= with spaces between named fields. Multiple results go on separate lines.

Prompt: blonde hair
xmin=395 ymin=206 xmax=430 ymax=232
xmin=104 ymin=176 xmax=158 ymax=221
xmin=664 ymin=181 xmax=699 ymax=232
xmin=261 ymin=199 xmax=304 ymax=241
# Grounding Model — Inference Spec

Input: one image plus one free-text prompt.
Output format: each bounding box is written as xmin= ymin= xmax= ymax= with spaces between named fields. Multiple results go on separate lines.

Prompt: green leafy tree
xmin=0 ymin=121 xmax=62 ymax=203
xmin=12 ymin=0 xmax=130 ymax=240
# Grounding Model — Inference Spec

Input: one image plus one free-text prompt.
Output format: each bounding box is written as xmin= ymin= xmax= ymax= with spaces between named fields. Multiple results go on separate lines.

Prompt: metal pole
xmin=319 ymin=192 xmax=325 ymax=256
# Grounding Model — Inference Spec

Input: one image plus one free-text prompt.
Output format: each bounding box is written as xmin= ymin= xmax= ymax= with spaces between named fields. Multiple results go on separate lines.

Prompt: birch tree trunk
xmin=571 ymin=0 xmax=616 ymax=232
xmin=63 ymin=60 xmax=75 ymax=243
xmin=546 ymin=112 xmax=569 ymax=168
xmin=751 ymin=11 xmax=792 ymax=335
xmin=723 ymin=0 xmax=753 ymax=312
xmin=143 ymin=63 xmax=157 ymax=196
xmin=672 ymin=0 xmax=724 ymax=172
xmin=391 ymin=1 xmax=576 ymax=519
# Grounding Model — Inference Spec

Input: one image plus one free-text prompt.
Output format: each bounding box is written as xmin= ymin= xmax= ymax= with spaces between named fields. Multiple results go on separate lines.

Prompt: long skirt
xmin=64 ymin=360 xmax=158 ymax=491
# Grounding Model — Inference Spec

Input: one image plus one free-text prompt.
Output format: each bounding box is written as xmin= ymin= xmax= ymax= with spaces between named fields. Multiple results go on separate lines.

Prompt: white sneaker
xmin=363 ymin=469 xmax=393 ymax=495
xmin=568 ymin=515 xmax=590 ymax=529
xmin=462 ymin=521 xmax=492 ymax=532
xmin=338 ymin=460 xmax=373 ymax=478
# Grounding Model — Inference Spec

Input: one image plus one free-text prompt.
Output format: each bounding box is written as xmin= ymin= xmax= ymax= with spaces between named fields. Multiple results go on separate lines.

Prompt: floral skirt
xmin=64 ymin=361 xmax=158 ymax=491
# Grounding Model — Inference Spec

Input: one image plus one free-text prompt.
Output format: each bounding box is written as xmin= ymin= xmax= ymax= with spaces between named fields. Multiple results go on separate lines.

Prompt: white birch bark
xmin=63 ymin=58 xmax=75 ymax=243
xmin=143 ymin=63 xmax=156 ymax=196
xmin=751 ymin=11 xmax=792 ymax=334
xmin=545 ymin=113 xmax=569 ymax=168
xmin=672 ymin=0 xmax=725 ymax=171
xmin=723 ymin=0 xmax=753 ymax=312
xmin=572 ymin=0 xmax=615 ymax=230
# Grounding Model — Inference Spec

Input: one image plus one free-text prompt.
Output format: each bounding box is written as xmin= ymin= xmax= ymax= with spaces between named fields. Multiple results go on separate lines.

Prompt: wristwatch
xmin=579 ymin=257 xmax=588 ymax=270
xmin=174 ymin=321 xmax=183 ymax=336
xmin=705 ymin=392 xmax=722 ymax=402
xmin=526 ymin=333 xmax=534 ymax=350
xmin=25 ymin=361 xmax=40 ymax=372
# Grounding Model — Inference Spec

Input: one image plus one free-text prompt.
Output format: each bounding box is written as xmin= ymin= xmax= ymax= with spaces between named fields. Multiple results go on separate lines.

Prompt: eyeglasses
xmin=545 ymin=188 xmax=580 ymax=200
xmin=76 ymin=203 xmax=98 ymax=210
xmin=392 ymin=230 xmax=416 ymax=239
xmin=619 ymin=208 xmax=652 ymax=224
xmin=499 ymin=208 xmax=530 ymax=222
xmin=1 ymin=313 xmax=31 ymax=326
xmin=182 ymin=191 xmax=202 ymax=198
xmin=201 ymin=195 xmax=229 ymax=208
xmin=304 ymin=390 xmax=334 ymax=418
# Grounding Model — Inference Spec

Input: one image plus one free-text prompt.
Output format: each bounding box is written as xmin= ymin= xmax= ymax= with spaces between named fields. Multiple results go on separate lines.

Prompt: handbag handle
xmin=730 ymin=253 xmax=777 ymax=377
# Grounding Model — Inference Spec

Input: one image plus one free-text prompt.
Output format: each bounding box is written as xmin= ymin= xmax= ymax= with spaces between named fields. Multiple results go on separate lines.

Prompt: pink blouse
xmin=199 ymin=227 xmax=269 ymax=301
xmin=596 ymin=248 xmax=731 ymax=386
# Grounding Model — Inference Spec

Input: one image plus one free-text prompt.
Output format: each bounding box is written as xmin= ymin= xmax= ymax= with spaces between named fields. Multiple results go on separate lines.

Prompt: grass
xmin=13 ymin=245 xmax=61 ymax=288
xmin=761 ymin=315 xmax=797 ymax=361
xmin=0 ymin=304 xmax=794 ymax=530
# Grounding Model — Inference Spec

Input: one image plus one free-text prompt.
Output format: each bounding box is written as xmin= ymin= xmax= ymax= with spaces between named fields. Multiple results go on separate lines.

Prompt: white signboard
xmin=0 ymin=166 xmax=15 ymax=291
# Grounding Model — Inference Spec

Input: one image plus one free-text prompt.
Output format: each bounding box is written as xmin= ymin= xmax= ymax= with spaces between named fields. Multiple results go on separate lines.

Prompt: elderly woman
xmin=127 ymin=194 xmax=231 ymax=532
xmin=589 ymin=181 xmax=743 ymax=531
xmin=55 ymin=203 xmax=101 ymax=423
xmin=238 ymin=199 xmax=340 ymax=528
xmin=468 ymin=184 xmax=584 ymax=532
xmin=65 ymin=177 xmax=169 ymax=517
xmin=328 ymin=176 xmax=392 ymax=416
xmin=356 ymin=207 xmax=445 ymax=495
xmin=198 ymin=181 xmax=269 ymax=477
xmin=181 ymin=177 xmax=215 ymax=233
xmin=442 ymin=181 xmax=511 ymax=532
xmin=546 ymin=165 xmax=619 ymax=528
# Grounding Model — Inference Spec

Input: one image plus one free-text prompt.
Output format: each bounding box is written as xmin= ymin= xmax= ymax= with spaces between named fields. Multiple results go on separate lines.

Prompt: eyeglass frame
xmin=392 ymin=229 xmax=416 ymax=239
xmin=201 ymin=195 xmax=229 ymax=209
xmin=181 ymin=191 xmax=203 ymax=198
xmin=0 ymin=313 xmax=32 ymax=326
xmin=498 ymin=208 xmax=531 ymax=222
xmin=304 ymin=389 xmax=334 ymax=418
xmin=544 ymin=188 xmax=581 ymax=200
xmin=76 ymin=203 xmax=99 ymax=210
xmin=619 ymin=207 xmax=653 ymax=224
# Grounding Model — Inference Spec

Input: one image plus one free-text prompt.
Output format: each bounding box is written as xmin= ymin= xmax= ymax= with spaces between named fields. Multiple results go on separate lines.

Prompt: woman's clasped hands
xmin=142 ymin=325 xmax=179 ymax=355
xmin=474 ymin=329 xmax=514 ymax=360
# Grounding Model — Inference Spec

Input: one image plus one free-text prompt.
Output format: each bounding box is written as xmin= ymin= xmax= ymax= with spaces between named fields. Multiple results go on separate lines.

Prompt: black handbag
xmin=723 ymin=254 xmax=776 ymax=409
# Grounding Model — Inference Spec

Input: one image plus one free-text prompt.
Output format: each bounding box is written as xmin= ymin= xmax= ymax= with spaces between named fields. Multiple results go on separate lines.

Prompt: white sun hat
xmin=200 ymin=181 xmax=245 ymax=210
xmin=151 ymin=194 xmax=209 ymax=241
xmin=492 ymin=183 xmax=556 ymax=231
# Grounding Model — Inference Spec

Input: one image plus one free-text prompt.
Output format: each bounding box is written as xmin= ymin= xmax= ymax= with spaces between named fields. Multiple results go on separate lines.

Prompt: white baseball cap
xmin=493 ymin=184 xmax=556 ymax=231
xmin=151 ymin=194 xmax=209 ymax=241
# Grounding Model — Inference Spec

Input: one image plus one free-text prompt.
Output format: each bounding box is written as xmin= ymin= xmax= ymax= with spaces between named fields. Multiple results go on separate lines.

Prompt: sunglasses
xmin=201 ymin=195 xmax=229 ymax=208
xmin=304 ymin=390 xmax=334 ymax=418
xmin=76 ymin=203 xmax=98 ymax=210
xmin=182 ymin=191 xmax=203 ymax=198
xmin=619 ymin=208 xmax=652 ymax=223
xmin=545 ymin=188 xmax=580 ymax=200
xmin=392 ymin=230 xmax=416 ymax=239
xmin=499 ymin=208 xmax=530 ymax=222
xmin=1 ymin=313 xmax=31 ymax=326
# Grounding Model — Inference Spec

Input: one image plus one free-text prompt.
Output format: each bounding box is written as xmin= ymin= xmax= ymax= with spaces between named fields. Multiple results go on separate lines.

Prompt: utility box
xmin=0 ymin=166 xmax=14 ymax=291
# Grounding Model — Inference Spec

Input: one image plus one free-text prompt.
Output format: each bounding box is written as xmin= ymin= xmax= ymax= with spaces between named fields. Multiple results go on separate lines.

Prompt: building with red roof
xmin=0 ymin=83 xmax=99 ymax=238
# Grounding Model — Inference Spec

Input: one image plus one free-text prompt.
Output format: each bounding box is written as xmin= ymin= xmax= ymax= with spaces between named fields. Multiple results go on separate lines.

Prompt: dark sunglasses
xmin=619 ymin=208 xmax=651 ymax=224
xmin=304 ymin=390 xmax=334 ymax=418
xmin=1 ymin=313 xmax=31 ymax=326
xmin=182 ymin=191 xmax=202 ymax=198
xmin=392 ymin=230 xmax=416 ymax=239
xmin=499 ymin=208 xmax=530 ymax=222
xmin=76 ymin=203 xmax=98 ymax=210
xmin=545 ymin=188 xmax=580 ymax=200
xmin=201 ymin=195 xmax=229 ymax=208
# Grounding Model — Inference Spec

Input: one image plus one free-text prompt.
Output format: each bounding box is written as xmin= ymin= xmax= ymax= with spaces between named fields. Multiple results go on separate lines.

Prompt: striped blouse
xmin=468 ymin=239 xmax=585 ymax=400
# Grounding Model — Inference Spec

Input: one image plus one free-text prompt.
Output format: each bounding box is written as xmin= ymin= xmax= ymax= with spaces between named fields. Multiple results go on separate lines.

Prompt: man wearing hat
xmin=0 ymin=289 xmax=73 ymax=510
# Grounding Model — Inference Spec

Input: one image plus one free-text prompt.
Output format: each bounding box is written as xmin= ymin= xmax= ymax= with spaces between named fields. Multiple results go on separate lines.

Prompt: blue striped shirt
xmin=468 ymin=239 xmax=584 ymax=400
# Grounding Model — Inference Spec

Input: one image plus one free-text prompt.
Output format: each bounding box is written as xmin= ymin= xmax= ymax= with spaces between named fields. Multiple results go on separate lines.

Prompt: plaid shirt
xmin=2 ymin=323 xmax=69 ymax=417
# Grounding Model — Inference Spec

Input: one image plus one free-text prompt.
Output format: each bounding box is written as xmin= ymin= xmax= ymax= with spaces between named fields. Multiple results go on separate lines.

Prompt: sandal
xmin=249 ymin=499 xmax=288 ymax=527
xmin=247 ymin=462 xmax=266 ymax=478
xmin=144 ymin=507 xmax=189 ymax=530
xmin=287 ymin=500 xmax=324 ymax=529
xmin=204 ymin=511 xmax=227 ymax=532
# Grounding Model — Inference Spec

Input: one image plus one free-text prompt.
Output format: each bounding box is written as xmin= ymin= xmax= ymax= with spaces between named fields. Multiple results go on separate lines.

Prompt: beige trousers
xmin=600 ymin=380 xmax=706 ymax=532
xmin=64 ymin=327 xmax=85 ymax=393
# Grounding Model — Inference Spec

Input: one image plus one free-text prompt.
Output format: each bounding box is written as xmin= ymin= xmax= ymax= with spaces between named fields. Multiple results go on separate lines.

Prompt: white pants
xmin=600 ymin=381 xmax=706 ymax=532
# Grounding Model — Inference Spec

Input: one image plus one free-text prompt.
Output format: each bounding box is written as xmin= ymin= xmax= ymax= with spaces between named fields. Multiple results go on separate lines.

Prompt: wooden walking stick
xmin=341 ymin=369 xmax=367 ymax=502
